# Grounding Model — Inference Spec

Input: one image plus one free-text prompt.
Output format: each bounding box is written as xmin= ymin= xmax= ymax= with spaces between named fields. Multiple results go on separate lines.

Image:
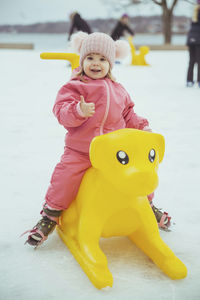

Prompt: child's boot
xmin=150 ymin=201 xmax=171 ymax=230
xmin=23 ymin=204 xmax=62 ymax=247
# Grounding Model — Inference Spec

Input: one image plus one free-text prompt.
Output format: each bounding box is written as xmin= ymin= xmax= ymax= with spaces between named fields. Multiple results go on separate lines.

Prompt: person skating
xmin=186 ymin=1 xmax=200 ymax=87
xmin=111 ymin=14 xmax=134 ymax=41
xmin=68 ymin=12 xmax=92 ymax=41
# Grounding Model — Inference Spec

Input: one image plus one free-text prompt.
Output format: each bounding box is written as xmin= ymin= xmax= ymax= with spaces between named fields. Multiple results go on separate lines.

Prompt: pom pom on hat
xmin=71 ymin=31 xmax=130 ymax=69
xmin=71 ymin=31 xmax=88 ymax=54
xmin=115 ymin=40 xmax=130 ymax=59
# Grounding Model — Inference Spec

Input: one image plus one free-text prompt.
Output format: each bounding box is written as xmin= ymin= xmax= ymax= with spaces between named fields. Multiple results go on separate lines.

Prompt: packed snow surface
xmin=0 ymin=48 xmax=200 ymax=300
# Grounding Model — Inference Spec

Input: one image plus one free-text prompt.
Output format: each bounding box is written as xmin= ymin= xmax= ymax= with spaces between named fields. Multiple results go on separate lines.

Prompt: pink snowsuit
xmin=45 ymin=75 xmax=151 ymax=210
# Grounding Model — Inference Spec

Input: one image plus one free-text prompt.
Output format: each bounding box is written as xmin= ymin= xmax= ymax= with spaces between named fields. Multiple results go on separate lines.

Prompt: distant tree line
xmin=0 ymin=15 xmax=190 ymax=36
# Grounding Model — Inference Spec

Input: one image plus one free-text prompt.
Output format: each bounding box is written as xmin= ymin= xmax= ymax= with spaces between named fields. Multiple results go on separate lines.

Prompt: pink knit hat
xmin=71 ymin=31 xmax=130 ymax=69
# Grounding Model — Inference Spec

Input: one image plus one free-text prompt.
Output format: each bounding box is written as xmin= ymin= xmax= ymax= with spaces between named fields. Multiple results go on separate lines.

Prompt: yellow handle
xmin=40 ymin=52 xmax=80 ymax=70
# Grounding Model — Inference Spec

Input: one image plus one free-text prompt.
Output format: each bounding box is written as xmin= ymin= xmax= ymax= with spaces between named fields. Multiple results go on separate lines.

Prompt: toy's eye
xmin=116 ymin=151 xmax=129 ymax=165
xmin=149 ymin=149 xmax=156 ymax=163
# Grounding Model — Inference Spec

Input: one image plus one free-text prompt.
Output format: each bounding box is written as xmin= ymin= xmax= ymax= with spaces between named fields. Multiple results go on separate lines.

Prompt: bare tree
xmin=153 ymin=0 xmax=197 ymax=43
xmin=151 ymin=0 xmax=178 ymax=44
xmin=101 ymin=0 xmax=195 ymax=44
xmin=133 ymin=0 xmax=196 ymax=43
xmin=128 ymin=0 xmax=179 ymax=44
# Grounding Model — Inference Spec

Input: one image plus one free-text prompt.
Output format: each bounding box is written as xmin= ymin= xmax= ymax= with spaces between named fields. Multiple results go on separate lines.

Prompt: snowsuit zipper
xmin=99 ymin=81 xmax=110 ymax=135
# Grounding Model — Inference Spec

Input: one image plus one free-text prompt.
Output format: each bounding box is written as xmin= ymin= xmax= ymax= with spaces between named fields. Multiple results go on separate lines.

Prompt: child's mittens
xmin=143 ymin=126 xmax=152 ymax=132
xmin=80 ymin=95 xmax=95 ymax=117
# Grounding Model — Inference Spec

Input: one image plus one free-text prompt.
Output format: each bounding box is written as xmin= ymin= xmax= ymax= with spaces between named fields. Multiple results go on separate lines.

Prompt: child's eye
xmin=87 ymin=56 xmax=93 ymax=60
xmin=100 ymin=58 xmax=106 ymax=61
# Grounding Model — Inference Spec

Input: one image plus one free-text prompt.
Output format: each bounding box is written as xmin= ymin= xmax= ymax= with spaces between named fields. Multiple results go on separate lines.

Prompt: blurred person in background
xmin=111 ymin=14 xmax=134 ymax=41
xmin=68 ymin=12 xmax=92 ymax=41
xmin=186 ymin=1 xmax=200 ymax=87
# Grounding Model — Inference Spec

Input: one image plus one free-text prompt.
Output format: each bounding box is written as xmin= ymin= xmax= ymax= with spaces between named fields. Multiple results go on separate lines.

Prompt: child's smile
xmin=90 ymin=68 xmax=101 ymax=73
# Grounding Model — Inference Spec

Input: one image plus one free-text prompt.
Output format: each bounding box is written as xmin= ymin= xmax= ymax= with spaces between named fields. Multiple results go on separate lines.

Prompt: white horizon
xmin=0 ymin=0 xmax=194 ymax=25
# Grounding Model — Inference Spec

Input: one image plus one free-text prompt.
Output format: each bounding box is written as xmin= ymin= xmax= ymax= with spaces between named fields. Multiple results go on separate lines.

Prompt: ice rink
xmin=1 ymin=48 xmax=200 ymax=299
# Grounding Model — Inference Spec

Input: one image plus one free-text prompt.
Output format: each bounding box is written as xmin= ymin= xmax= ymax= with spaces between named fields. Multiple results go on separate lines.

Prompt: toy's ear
xmin=89 ymin=135 xmax=105 ymax=169
xmin=71 ymin=31 xmax=88 ymax=53
xmin=115 ymin=40 xmax=130 ymax=59
xmin=155 ymin=133 xmax=165 ymax=163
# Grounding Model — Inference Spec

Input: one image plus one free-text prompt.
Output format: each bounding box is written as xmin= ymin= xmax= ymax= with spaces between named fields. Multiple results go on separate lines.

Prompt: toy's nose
xmin=124 ymin=169 xmax=158 ymax=195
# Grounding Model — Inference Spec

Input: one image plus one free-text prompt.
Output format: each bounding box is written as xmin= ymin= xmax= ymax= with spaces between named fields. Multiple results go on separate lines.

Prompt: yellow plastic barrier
xmin=40 ymin=52 xmax=80 ymax=70
xmin=128 ymin=36 xmax=150 ymax=66
xmin=57 ymin=128 xmax=187 ymax=289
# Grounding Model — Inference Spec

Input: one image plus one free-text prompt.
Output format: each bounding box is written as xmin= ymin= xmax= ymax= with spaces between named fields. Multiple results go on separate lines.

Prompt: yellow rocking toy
xmin=57 ymin=128 xmax=187 ymax=289
xmin=128 ymin=36 xmax=150 ymax=66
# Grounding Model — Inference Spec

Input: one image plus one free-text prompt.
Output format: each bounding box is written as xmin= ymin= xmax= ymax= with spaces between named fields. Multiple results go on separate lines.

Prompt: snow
xmin=0 ymin=48 xmax=200 ymax=300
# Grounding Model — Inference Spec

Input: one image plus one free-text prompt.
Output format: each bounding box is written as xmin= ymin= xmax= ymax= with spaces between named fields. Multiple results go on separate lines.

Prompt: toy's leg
xmin=57 ymin=208 xmax=113 ymax=288
xmin=76 ymin=213 xmax=113 ymax=288
xmin=129 ymin=202 xmax=187 ymax=279
xmin=78 ymin=214 xmax=107 ymax=266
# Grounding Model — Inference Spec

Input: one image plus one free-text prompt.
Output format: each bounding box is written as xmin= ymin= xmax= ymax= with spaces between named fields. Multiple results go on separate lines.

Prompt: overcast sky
xmin=0 ymin=0 xmax=194 ymax=25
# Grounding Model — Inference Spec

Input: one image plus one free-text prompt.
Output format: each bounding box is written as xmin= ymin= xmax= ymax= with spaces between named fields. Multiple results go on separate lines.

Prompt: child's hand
xmin=80 ymin=95 xmax=95 ymax=117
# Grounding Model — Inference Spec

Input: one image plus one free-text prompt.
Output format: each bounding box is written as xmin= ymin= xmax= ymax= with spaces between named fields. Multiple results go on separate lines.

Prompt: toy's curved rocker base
xmin=57 ymin=129 xmax=187 ymax=289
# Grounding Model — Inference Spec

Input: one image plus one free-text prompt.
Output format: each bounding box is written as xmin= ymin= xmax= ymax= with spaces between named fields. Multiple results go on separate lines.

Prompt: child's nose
xmin=92 ymin=61 xmax=99 ymax=65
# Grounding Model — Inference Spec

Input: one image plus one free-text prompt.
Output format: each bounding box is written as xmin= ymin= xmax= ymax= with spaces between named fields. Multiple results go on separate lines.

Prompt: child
xmin=25 ymin=32 xmax=170 ymax=247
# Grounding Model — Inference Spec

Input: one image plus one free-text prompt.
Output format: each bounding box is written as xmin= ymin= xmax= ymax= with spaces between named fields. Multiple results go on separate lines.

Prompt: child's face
xmin=83 ymin=53 xmax=110 ymax=80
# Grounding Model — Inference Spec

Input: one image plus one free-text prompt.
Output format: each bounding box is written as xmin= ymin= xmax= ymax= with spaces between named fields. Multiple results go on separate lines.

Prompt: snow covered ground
xmin=0 ymin=48 xmax=200 ymax=300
